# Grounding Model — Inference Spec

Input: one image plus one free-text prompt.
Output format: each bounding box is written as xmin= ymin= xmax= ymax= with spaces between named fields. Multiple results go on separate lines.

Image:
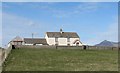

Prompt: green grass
xmin=3 ymin=48 xmax=118 ymax=71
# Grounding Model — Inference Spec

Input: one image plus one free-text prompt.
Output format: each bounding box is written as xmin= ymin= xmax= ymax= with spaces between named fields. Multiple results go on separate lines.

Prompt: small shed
xmin=9 ymin=36 xmax=24 ymax=46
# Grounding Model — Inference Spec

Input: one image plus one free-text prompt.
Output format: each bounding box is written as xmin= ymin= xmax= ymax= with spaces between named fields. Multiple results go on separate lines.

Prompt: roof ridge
xmin=46 ymin=32 xmax=76 ymax=33
xmin=46 ymin=32 xmax=79 ymax=38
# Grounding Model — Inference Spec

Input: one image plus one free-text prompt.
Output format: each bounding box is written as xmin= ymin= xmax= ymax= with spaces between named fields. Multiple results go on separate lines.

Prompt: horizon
xmin=1 ymin=2 xmax=118 ymax=48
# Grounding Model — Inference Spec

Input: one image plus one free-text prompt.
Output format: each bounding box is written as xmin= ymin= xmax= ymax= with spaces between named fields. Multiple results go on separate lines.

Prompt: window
xmin=55 ymin=37 xmax=58 ymax=42
xmin=67 ymin=37 xmax=70 ymax=42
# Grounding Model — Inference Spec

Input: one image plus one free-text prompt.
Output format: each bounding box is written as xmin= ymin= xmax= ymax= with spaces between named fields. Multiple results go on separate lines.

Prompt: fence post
xmin=56 ymin=46 xmax=57 ymax=49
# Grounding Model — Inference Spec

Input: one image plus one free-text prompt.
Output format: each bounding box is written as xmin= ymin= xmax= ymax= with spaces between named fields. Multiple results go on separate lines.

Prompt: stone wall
xmin=16 ymin=45 xmax=118 ymax=50
xmin=0 ymin=45 xmax=12 ymax=73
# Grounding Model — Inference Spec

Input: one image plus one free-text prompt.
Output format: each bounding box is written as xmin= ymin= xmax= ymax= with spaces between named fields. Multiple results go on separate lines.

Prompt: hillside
xmin=95 ymin=40 xmax=118 ymax=47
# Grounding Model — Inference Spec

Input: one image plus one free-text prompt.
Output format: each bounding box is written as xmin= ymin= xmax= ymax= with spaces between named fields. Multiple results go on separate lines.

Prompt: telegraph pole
xmin=32 ymin=33 xmax=34 ymax=39
xmin=32 ymin=32 xmax=38 ymax=39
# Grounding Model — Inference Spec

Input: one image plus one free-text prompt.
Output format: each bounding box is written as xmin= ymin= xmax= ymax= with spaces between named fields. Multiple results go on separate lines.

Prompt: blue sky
xmin=1 ymin=2 xmax=118 ymax=47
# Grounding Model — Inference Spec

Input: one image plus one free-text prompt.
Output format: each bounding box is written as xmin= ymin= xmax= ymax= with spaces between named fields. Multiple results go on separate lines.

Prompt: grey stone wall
xmin=16 ymin=45 xmax=118 ymax=50
xmin=0 ymin=45 xmax=12 ymax=73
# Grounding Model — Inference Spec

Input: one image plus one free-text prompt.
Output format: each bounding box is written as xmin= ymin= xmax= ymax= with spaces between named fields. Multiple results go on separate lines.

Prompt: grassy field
xmin=3 ymin=48 xmax=118 ymax=71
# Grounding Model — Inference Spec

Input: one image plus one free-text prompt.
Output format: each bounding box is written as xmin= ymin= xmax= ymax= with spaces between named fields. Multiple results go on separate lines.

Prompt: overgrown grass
xmin=3 ymin=48 xmax=118 ymax=71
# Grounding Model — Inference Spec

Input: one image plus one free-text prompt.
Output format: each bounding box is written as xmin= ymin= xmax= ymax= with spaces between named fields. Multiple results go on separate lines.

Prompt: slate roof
xmin=46 ymin=32 xmax=79 ymax=38
xmin=24 ymin=38 xmax=48 ymax=45
xmin=11 ymin=36 xmax=23 ymax=42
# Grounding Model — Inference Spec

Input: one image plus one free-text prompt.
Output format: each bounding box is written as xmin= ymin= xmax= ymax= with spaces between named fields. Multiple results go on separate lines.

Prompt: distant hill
xmin=95 ymin=40 xmax=118 ymax=47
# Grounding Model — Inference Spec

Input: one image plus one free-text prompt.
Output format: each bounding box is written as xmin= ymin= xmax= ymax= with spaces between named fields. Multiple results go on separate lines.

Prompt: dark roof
xmin=46 ymin=32 xmax=79 ymax=38
xmin=24 ymin=38 xmax=48 ymax=45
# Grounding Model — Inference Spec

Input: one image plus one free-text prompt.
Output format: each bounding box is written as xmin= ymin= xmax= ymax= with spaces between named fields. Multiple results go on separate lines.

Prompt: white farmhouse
xmin=8 ymin=29 xmax=83 ymax=47
xmin=45 ymin=29 xmax=83 ymax=46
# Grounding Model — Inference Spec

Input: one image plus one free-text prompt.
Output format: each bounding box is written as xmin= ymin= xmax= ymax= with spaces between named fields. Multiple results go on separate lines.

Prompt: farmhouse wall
xmin=58 ymin=38 xmax=67 ymax=46
xmin=70 ymin=38 xmax=82 ymax=46
xmin=46 ymin=38 xmax=55 ymax=45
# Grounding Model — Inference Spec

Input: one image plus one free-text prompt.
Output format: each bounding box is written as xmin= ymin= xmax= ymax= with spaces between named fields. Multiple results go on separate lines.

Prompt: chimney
xmin=60 ymin=28 xmax=63 ymax=34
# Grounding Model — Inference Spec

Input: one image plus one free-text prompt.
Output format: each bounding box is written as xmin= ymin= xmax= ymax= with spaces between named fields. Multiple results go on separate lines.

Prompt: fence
xmin=0 ymin=45 xmax=12 ymax=73
xmin=87 ymin=46 xmax=118 ymax=50
xmin=17 ymin=45 xmax=56 ymax=49
xmin=16 ymin=45 xmax=118 ymax=50
xmin=0 ymin=48 xmax=4 ymax=73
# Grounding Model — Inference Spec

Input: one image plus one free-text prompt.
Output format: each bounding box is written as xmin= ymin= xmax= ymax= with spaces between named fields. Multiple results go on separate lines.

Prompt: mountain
xmin=95 ymin=40 xmax=118 ymax=47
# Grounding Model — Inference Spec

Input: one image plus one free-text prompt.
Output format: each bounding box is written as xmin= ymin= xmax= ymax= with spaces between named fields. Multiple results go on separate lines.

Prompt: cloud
xmin=74 ymin=3 xmax=98 ymax=13
xmin=4 ymin=2 xmax=99 ymax=18
xmin=2 ymin=12 xmax=42 ymax=47
xmin=53 ymin=3 xmax=99 ymax=18
xmin=84 ymin=20 xmax=118 ymax=45
xmin=2 ymin=12 xmax=52 ymax=47
xmin=27 ymin=21 xmax=36 ymax=26
xmin=2 ymin=2 xmax=112 ymax=19
xmin=99 ymin=22 xmax=118 ymax=41
xmin=2 ymin=12 xmax=37 ymax=27
xmin=1 ymin=2 xmax=118 ymax=47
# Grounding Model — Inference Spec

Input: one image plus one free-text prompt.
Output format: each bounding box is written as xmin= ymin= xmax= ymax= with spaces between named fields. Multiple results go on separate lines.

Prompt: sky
xmin=1 ymin=2 xmax=118 ymax=47
xmin=1 ymin=0 xmax=120 ymax=2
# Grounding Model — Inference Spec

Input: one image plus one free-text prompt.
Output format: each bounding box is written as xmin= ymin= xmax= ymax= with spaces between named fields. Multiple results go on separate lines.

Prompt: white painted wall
xmin=24 ymin=44 xmax=33 ymax=45
xmin=45 ymin=34 xmax=83 ymax=46
xmin=70 ymin=38 xmax=79 ymax=44
xmin=36 ymin=44 xmax=43 ymax=45
xmin=46 ymin=35 xmax=82 ymax=46
xmin=9 ymin=41 xmax=24 ymax=46
xmin=45 ymin=34 xmax=55 ymax=45
xmin=7 ymin=43 xmax=11 ymax=47
xmin=47 ymin=38 xmax=55 ymax=45
xmin=58 ymin=38 xmax=67 ymax=46
xmin=70 ymin=38 xmax=82 ymax=46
